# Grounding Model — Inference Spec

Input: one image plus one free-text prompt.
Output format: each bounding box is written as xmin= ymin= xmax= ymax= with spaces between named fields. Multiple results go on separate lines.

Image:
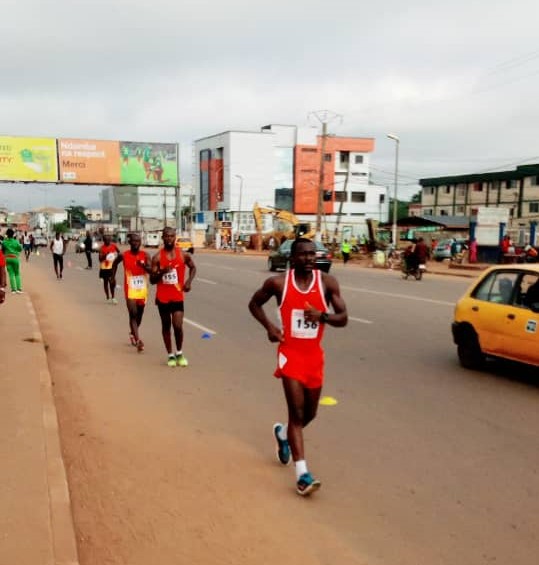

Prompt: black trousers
xmin=85 ymin=250 xmax=92 ymax=268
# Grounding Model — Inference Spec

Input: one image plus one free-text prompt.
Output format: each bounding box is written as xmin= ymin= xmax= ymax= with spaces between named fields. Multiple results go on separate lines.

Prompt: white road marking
xmin=198 ymin=262 xmax=236 ymax=271
xmin=184 ymin=318 xmax=217 ymax=335
xmin=197 ymin=278 xmax=218 ymax=285
xmin=349 ymin=316 xmax=373 ymax=324
xmin=341 ymin=285 xmax=455 ymax=306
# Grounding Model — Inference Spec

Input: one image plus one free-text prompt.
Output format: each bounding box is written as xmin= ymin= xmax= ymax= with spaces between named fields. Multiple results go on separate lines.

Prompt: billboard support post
xmin=175 ymin=144 xmax=181 ymax=233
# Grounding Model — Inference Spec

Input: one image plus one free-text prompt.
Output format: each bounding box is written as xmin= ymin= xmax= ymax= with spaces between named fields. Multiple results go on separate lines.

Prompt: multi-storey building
xmin=100 ymin=185 xmax=191 ymax=232
xmin=194 ymin=124 xmax=388 ymax=240
xmin=419 ymin=164 xmax=539 ymax=224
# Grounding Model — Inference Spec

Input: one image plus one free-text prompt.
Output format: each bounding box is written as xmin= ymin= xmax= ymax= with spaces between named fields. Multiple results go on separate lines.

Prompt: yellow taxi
xmin=452 ymin=264 xmax=539 ymax=369
xmin=175 ymin=236 xmax=194 ymax=254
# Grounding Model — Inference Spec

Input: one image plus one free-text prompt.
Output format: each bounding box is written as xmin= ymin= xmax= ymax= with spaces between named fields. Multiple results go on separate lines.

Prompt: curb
xmin=25 ymin=295 xmax=80 ymax=565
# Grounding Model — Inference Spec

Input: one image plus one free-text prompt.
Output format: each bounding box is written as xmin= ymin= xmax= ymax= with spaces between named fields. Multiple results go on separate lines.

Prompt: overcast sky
xmin=2 ymin=0 xmax=539 ymax=211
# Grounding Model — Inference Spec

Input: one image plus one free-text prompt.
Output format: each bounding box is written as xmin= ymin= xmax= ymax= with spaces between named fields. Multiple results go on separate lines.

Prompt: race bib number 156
xmin=291 ymin=309 xmax=319 ymax=339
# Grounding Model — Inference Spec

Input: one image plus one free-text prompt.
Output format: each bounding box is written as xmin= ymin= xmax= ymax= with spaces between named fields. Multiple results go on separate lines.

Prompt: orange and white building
xmin=194 ymin=124 xmax=388 ymax=239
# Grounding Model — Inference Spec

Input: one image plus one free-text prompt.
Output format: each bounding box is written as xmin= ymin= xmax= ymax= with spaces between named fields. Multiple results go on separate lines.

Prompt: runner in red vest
xmin=150 ymin=227 xmax=196 ymax=367
xmin=249 ymin=238 xmax=348 ymax=496
xmin=99 ymin=234 xmax=120 ymax=304
xmin=111 ymin=233 xmax=151 ymax=352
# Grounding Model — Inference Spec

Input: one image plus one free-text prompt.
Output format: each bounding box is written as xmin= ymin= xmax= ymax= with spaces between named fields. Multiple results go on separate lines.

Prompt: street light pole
xmin=235 ymin=174 xmax=243 ymax=240
xmin=387 ymin=134 xmax=400 ymax=246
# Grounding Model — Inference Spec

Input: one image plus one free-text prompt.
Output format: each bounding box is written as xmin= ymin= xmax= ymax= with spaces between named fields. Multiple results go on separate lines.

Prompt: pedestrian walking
xmin=1 ymin=228 xmax=23 ymax=293
xmin=50 ymin=232 xmax=67 ymax=279
xmin=22 ymin=231 xmax=32 ymax=261
xmin=99 ymin=234 xmax=120 ymax=303
xmin=83 ymin=231 xmax=93 ymax=269
xmin=248 ymin=238 xmax=348 ymax=496
xmin=111 ymin=233 xmax=151 ymax=352
xmin=150 ymin=227 xmax=196 ymax=367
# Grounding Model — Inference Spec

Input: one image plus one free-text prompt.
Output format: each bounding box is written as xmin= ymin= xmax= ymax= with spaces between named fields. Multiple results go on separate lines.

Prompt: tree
xmin=53 ymin=222 xmax=69 ymax=234
xmin=65 ymin=205 xmax=87 ymax=229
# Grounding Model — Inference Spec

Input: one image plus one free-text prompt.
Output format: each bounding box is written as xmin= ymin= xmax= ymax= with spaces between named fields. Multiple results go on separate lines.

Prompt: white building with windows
xmin=194 ymin=124 xmax=388 ymax=240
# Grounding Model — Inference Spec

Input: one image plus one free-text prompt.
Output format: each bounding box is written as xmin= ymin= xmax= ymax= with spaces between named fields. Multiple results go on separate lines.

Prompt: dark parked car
xmin=267 ymin=239 xmax=332 ymax=272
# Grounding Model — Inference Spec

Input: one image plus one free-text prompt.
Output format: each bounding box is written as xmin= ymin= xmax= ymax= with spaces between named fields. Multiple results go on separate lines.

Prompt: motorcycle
xmin=401 ymin=258 xmax=426 ymax=280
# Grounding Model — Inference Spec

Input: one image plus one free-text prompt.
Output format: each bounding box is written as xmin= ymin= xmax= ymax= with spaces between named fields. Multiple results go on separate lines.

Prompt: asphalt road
xmin=23 ymin=249 xmax=539 ymax=565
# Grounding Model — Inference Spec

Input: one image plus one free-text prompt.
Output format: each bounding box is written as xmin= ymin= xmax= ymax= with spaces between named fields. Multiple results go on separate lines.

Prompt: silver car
xmin=433 ymin=238 xmax=466 ymax=261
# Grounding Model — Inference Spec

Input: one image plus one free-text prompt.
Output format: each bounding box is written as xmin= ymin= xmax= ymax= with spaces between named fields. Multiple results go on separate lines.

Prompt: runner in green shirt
xmin=1 ymin=229 xmax=23 ymax=293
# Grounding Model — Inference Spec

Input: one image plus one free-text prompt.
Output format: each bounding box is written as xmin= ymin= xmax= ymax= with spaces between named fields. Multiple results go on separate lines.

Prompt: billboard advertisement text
xmin=58 ymin=139 xmax=178 ymax=186
xmin=0 ymin=136 xmax=58 ymax=182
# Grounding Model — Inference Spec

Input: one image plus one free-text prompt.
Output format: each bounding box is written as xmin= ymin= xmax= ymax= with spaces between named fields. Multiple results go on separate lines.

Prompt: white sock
xmin=295 ymin=459 xmax=308 ymax=480
xmin=277 ymin=423 xmax=288 ymax=441
xmin=176 ymin=350 xmax=182 ymax=356
xmin=168 ymin=353 xmax=175 ymax=359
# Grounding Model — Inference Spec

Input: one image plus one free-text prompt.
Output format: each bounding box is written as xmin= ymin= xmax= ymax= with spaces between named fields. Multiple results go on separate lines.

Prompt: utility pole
xmin=309 ymin=110 xmax=342 ymax=242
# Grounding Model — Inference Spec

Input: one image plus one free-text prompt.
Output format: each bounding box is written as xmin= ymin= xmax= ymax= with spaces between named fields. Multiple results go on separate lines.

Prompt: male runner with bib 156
xmin=248 ymin=238 xmax=348 ymax=496
xmin=150 ymin=227 xmax=196 ymax=367
xmin=111 ymin=233 xmax=151 ymax=352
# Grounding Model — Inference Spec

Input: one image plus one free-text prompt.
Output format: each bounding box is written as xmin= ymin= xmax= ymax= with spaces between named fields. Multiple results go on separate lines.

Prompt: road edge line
xmin=26 ymin=295 xmax=80 ymax=565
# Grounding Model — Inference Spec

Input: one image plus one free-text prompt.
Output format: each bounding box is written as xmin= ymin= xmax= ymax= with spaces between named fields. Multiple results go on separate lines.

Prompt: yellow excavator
xmin=252 ymin=203 xmax=313 ymax=250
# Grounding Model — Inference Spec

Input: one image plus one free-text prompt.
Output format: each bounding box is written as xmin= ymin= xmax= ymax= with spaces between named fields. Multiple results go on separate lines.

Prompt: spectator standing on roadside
xmin=1 ymin=229 xmax=23 ymax=293
xmin=469 ymin=239 xmax=478 ymax=263
xmin=341 ymin=239 xmax=351 ymax=265
xmin=499 ymin=234 xmax=510 ymax=263
xmin=0 ymin=248 xmax=6 ymax=304
xmin=50 ymin=232 xmax=67 ymax=280
xmin=83 ymin=231 xmax=93 ymax=269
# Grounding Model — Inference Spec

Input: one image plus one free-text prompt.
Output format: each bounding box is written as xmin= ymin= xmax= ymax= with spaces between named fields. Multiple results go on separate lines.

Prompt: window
xmin=533 ymin=176 xmax=539 ymax=186
xmin=519 ymin=274 xmax=539 ymax=309
xmin=457 ymin=186 xmax=466 ymax=197
xmin=445 ymin=185 xmax=452 ymax=194
xmin=324 ymin=153 xmax=332 ymax=162
xmin=354 ymin=155 xmax=364 ymax=164
xmin=424 ymin=187 xmax=435 ymax=196
xmin=473 ymin=182 xmax=483 ymax=192
xmin=379 ymin=194 xmax=385 ymax=203
xmin=424 ymin=208 xmax=433 ymax=215
xmin=352 ymin=172 xmax=367 ymax=176
xmin=530 ymin=202 xmax=539 ymax=213
xmin=339 ymin=151 xmax=349 ymax=165
xmin=334 ymin=191 xmax=347 ymax=202
xmin=351 ymin=191 xmax=366 ymax=203
xmin=505 ymin=179 xmax=518 ymax=189
xmin=457 ymin=205 xmax=465 ymax=214
xmin=473 ymin=271 xmax=519 ymax=305
xmin=492 ymin=180 xmax=500 ymax=190
xmin=439 ymin=209 xmax=448 ymax=215
xmin=301 ymin=148 xmax=317 ymax=153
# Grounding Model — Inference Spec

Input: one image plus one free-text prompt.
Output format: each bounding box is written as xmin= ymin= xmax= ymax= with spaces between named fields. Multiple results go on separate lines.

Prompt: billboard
xmin=0 ymin=136 xmax=58 ymax=182
xmin=58 ymin=139 xmax=178 ymax=186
